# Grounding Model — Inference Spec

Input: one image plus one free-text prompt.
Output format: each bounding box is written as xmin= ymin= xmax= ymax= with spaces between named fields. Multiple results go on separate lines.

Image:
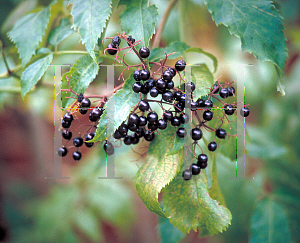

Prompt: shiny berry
xmin=174 ymin=102 xmax=184 ymax=112
xmin=62 ymin=129 xmax=72 ymax=140
xmin=85 ymin=133 xmax=95 ymax=148
xmin=162 ymin=91 xmax=173 ymax=102
xmin=138 ymin=100 xmax=150 ymax=111
xmin=198 ymin=162 xmax=207 ymax=169
xmin=139 ymin=47 xmax=150 ymax=58
xmin=196 ymin=98 xmax=205 ymax=108
xmin=203 ymin=110 xmax=213 ymax=121
xmin=128 ymin=113 xmax=139 ymax=125
xmin=148 ymin=122 xmax=158 ymax=131
xmin=81 ymin=98 xmax=91 ymax=108
xmin=73 ymin=151 xmax=82 ymax=161
xmin=177 ymin=127 xmax=186 ymax=138
xmin=204 ymin=100 xmax=213 ymax=109
xmin=216 ymin=128 xmax=227 ymax=139
xmin=128 ymin=123 xmax=138 ymax=132
xmin=191 ymin=128 xmax=202 ymax=140
xmin=140 ymin=69 xmax=150 ymax=80
xmin=127 ymin=35 xmax=135 ymax=45
xmin=179 ymin=93 xmax=186 ymax=104
xmin=175 ymin=60 xmax=186 ymax=71
xmin=240 ymin=107 xmax=250 ymax=117
xmin=62 ymin=120 xmax=71 ymax=128
xmin=156 ymin=79 xmax=166 ymax=90
xmin=166 ymin=80 xmax=174 ymax=89
xmin=124 ymin=136 xmax=132 ymax=145
xmin=131 ymin=134 xmax=140 ymax=145
xmin=191 ymin=101 xmax=197 ymax=110
xmin=186 ymin=82 xmax=195 ymax=92
xmin=133 ymin=70 xmax=141 ymax=81
xmin=63 ymin=113 xmax=73 ymax=122
xmin=219 ymin=88 xmax=229 ymax=99
xmin=198 ymin=154 xmax=208 ymax=163
xmin=163 ymin=70 xmax=173 ymax=81
xmin=227 ymin=86 xmax=235 ymax=96
xmin=118 ymin=123 xmax=128 ymax=136
xmin=139 ymin=116 xmax=147 ymax=126
xmin=158 ymin=119 xmax=167 ymax=130
xmin=103 ymin=141 xmax=114 ymax=155
xmin=208 ymin=141 xmax=217 ymax=152
xmin=224 ymin=105 xmax=235 ymax=115
xmin=113 ymin=130 xmax=122 ymax=139
xmin=171 ymin=116 xmax=181 ymax=126
xmin=163 ymin=111 xmax=173 ymax=121
xmin=79 ymin=105 xmax=88 ymax=114
xmin=144 ymin=130 xmax=155 ymax=141
xmin=77 ymin=93 xmax=84 ymax=102
xmin=179 ymin=113 xmax=189 ymax=124
xmin=135 ymin=127 xmax=145 ymax=138
xmin=168 ymin=67 xmax=176 ymax=77
xmin=211 ymin=83 xmax=219 ymax=94
xmin=132 ymin=82 xmax=143 ymax=93
xmin=145 ymin=79 xmax=155 ymax=89
xmin=89 ymin=108 xmax=103 ymax=122
xmin=150 ymin=87 xmax=159 ymax=97
xmin=191 ymin=164 xmax=201 ymax=175
xmin=107 ymin=43 xmax=117 ymax=55
xmin=147 ymin=112 xmax=158 ymax=123
xmin=182 ymin=169 xmax=192 ymax=180
xmin=58 ymin=147 xmax=68 ymax=157
xmin=173 ymin=91 xmax=182 ymax=101
xmin=112 ymin=36 xmax=121 ymax=46
xmin=73 ymin=137 xmax=83 ymax=147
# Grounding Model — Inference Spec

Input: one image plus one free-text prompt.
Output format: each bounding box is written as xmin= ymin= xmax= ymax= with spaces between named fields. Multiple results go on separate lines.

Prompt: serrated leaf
xmin=73 ymin=208 xmax=102 ymax=242
xmin=7 ymin=1 xmax=56 ymax=66
xmin=20 ymin=53 xmax=53 ymax=99
xmin=92 ymin=74 xmax=140 ymax=142
xmin=69 ymin=0 xmax=112 ymax=61
xmin=135 ymin=126 xmax=184 ymax=218
xmin=205 ymin=0 xmax=288 ymax=77
xmin=191 ymin=64 xmax=214 ymax=99
xmin=149 ymin=42 xmax=218 ymax=73
xmin=119 ymin=0 xmax=158 ymax=47
xmin=61 ymin=55 xmax=102 ymax=108
xmin=158 ymin=216 xmax=186 ymax=243
xmin=48 ymin=18 xmax=74 ymax=47
xmin=162 ymin=168 xmax=231 ymax=235
xmin=167 ymin=134 xmax=185 ymax=156
xmin=249 ymin=198 xmax=291 ymax=243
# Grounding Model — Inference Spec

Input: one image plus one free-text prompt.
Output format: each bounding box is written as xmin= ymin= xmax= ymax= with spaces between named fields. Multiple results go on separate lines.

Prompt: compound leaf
xmin=61 ymin=55 xmax=102 ymax=108
xmin=191 ymin=63 xmax=214 ymax=99
xmin=135 ymin=126 xmax=184 ymax=218
xmin=149 ymin=42 xmax=218 ymax=73
xmin=48 ymin=18 xmax=74 ymax=47
xmin=119 ymin=0 xmax=158 ymax=47
xmin=7 ymin=1 xmax=56 ymax=66
xmin=20 ymin=53 xmax=53 ymax=99
xmin=205 ymin=0 xmax=287 ymax=77
xmin=250 ymin=197 xmax=291 ymax=243
xmin=69 ymin=0 xmax=112 ymax=61
xmin=162 ymin=168 xmax=231 ymax=235
xmin=92 ymin=74 xmax=140 ymax=142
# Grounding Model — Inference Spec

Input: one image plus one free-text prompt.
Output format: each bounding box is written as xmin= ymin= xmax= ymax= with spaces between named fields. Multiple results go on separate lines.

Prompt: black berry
xmin=150 ymin=87 xmax=159 ymax=97
xmin=196 ymin=98 xmax=205 ymax=108
xmin=140 ymin=69 xmax=150 ymax=80
xmin=182 ymin=169 xmax=192 ymax=180
xmin=211 ymin=83 xmax=219 ymax=94
xmin=177 ymin=127 xmax=186 ymax=138
xmin=227 ymin=86 xmax=235 ymax=96
xmin=89 ymin=107 xmax=103 ymax=122
xmin=124 ymin=136 xmax=132 ymax=145
xmin=139 ymin=116 xmax=147 ymax=126
xmin=144 ymin=130 xmax=155 ymax=141
xmin=128 ymin=113 xmax=139 ymax=125
xmin=127 ymin=35 xmax=135 ymax=45
xmin=132 ymin=81 xmax=143 ymax=93
xmin=81 ymin=98 xmax=91 ymax=108
xmin=58 ymin=147 xmax=68 ymax=157
xmin=62 ymin=120 xmax=71 ymax=128
xmin=179 ymin=113 xmax=189 ymax=124
xmin=198 ymin=161 xmax=207 ymax=169
xmin=204 ymin=100 xmax=213 ymax=109
xmin=162 ymin=91 xmax=173 ymax=102
xmin=163 ymin=70 xmax=173 ymax=81
xmin=198 ymin=154 xmax=208 ymax=163
xmin=147 ymin=111 xmax=158 ymax=123
xmin=156 ymin=79 xmax=166 ymax=90
xmin=224 ymin=105 xmax=235 ymax=115
xmin=216 ymin=128 xmax=227 ymax=139
xmin=133 ymin=70 xmax=141 ymax=81
xmin=73 ymin=151 xmax=82 ymax=161
xmin=113 ymin=130 xmax=122 ymax=139
xmin=175 ymin=60 xmax=186 ymax=71
xmin=73 ymin=137 xmax=83 ymax=147
xmin=166 ymin=80 xmax=174 ymax=89
xmin=63 ymin=113 xmax=73 ymax=122
xmin=148 ymin=122 xmax=158 ymax=131
xmin=107 ymin=43 xmax=117 ymax=55
xmin=62 ymin=129 xmax=72 ymax=140
xmin=171 ymin=116 xmax=181 ymax=127
xmin=103 ymin=141 xmax=114 ymax=155
xmin=191 ymin=164 xmax=201 ymax=175
xmin=203 ymin=110 xmax=213 ymax=121
xmin=240 ymin=107 xmax=250 ymax=117
xmin=112 ymin=36 xmax=121 ymax=46
xmin=139 ymin=47 xmax=150 ymax=58
xmin=163 ymin=111 xmax=173 ymax=121
xmin=138 ymin=100 xmax=150 ymax=111
xmin=191 ymin=128 xmax=202 ymax=140
xmin=77 ymin=93 xmax=84 ymax=102
xmin=219 ymin=88 xmax=229 ymax=99
xmin=158 ymin=119 xmax=167 ymax=130
xmin=208 ymin=141 xmax=217 ymax=152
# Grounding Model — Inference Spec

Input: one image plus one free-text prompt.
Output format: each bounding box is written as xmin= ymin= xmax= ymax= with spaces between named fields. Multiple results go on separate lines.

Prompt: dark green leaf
xmin=48 ymin=18 xmax=74 ymax=47
xmin=61 ymin=55 xmax=102 ymax=108
xmin=205 ymin=0 xmax=288 ymax=77
xmin=92 ymin=74 xmax=140 ymax=142
xmin=7 ymin=1 xmax=56 ymax=66
xmin=250 ymin=197 xmax=291 ymax=243
xmin=162 ymin=168 xmax=231 ymax=234
xmin=135 ymin=126 xmax=184 ymax=218
xmin=69 ymin=0 xmax=112 ymax=61
xmin=20 ymin=53 xmax=53 ymax=99
xmin=191 ymin=64 xmax=214 ymax=99
xmin=158 ymin=216 xmax=185 ymax=243
xmin=149 ymin=42 xmax=218 ymax=72
xmin=119 ymin=0 xmax=158 ymax=47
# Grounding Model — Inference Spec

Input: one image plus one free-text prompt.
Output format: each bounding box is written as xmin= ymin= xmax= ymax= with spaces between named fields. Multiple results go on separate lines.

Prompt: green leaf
xmin=20 ymin=53 xmax=53 ymax=99
xmin=61 ymin=55 xmax=102 ymax=108
xmin=92 ymin=74 xmax=140 ymax=142
xmin=167 ymin=133 xmax=184 ymax=156
xmin=119 ymin=0 xmax=158 ymax=47
xmin=250 ymin=197 xmax=291 ymax=243
xmin=162 ymin=168 xmax=231 ymax=235
xmin=191 ymin=64 xmax=214 ymax=99
xmin=7 ymin=1 xmax=56 ymax=66
xmin=205 ymin=0 xmax=288 ymax=77
xmin=69 ymin=0 xmax=112 ymax=61
xmin=135 ymin=126 xmax=184 ymax=218
xmin=158 ymin=216 xmax=186 ymax=243
xmin=48 ymin=18 xmax=74 ymax=47
xmin=149 ymin=42 xmax=218 ymax=73
xmin=73 ymin=208 xmax=102 ymax=242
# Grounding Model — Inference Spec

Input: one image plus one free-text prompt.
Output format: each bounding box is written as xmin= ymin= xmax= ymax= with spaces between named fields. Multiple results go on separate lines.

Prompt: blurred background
xmin=0 ymin=0 xmax=299 ymax=242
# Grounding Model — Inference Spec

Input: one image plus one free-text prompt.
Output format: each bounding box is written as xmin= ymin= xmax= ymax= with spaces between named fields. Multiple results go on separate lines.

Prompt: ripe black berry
xmin=168 ymin=67 xmax=176 ymax=77
xmin=62 ymin=129 xmax=72 ymax=140
xmin=240 ymin=107 xmax=250 ymax=117
xmin=191 ymin=163 xmax=201 ymax=175
xmin=191 ymin=128 xmax=202 ymax=140
xmin=145 ymin=79 xmax=155 ymax=90
xmin=144 ymin=130 xmax=155 ymax=141
xmin=191 ymin=101 xmax=197 ymax=111
xmin=112 ymin=36 xmax=121 ymax=47
xmin=133 ymin=70 xmax=141 ymax=81
xmin=166 ymin=80 xmax=174 ymax=89
xmin=219 ymin=88 xmax=229 ymax=99
xmin=73 ymin=137 xmax=83 ymax=147
xmin=139 ymin=47 xmax=150 ymax=58
xmin=211 ymin=83 xmax=219 ymax=94
xmin=203 ymin=110 xmax=213 ymax=121
xmin=171 ymin=116 xmax=181 ymax=127
xmin=79 ymin=105 xmax=88 ymax=115
xmin=77 ymin=93 xmax=84 ymax=102
xmin=227 ymin=86 xmax=235 ymax=96
xmin=174 ymin=102 xmax=184 ymax=112
xmin=138 ymin=100 xmax=150 ymax=111
xmin=128 ymin=123 xmax=138 ymax=132
xmin=198 ymin=154 xmax=208 ymax=163
xmin=163 ymin=70 xmax=173 ymax=81
xmin=81 ymin=98 xmax=91 ymax=108
xmin=204 ymin=100 xmax=213 ymax=109
xmin=182 ymin=169 xmax=192 ymax=180
xmin=124 ymin=136 xmax=132 ymax=145
xmin=179 ymin=93 xmax=186 ymax=104
xmin=186 ymin=82 xmax=195 ymax=92
xmin=163 ymin=111 xmax=173 ymax=121
xmin=148 ymin=122 xmax=158 ymax=131
xmin=113 ymin=130 xmax=122 ymax=139
xmin=162 ymin=91 xmax=173 ymax=102
xmin=156 ymin=79 xmax=166 ymax=90
xmin=62 ymin=120 xmax=71 ymax=128
xmin=89 ymin=107 xmax=103 ymax=122
xmin=58 ymin=147 xmax=68 ymax=157
xmin=173 ymin=91 xmax=182 ymax=101
xmin=135 ymin=127 xmax=145 ymax=138
xmin=158 ymin=119 xmax=167 ymax=130
xmin=103 ymin=141 xmax=114 ymax=155
xmin=198 ymin=161 xmax=207 ymax=169
xmin=179 ymin=113 xmax=189 ymax=124
xmin=139 ymin=116 xmax=147 ymax=126
xmin=140 ymin=69 xmax=150 ymax=80
xmin=127 ymin=35 xmax=135 ymax=45
xmin=131 ymin=134 xmax=140 ymax=144
xmin=196 ymin=98 xmax=205 ymax=107
xmin=63 ymin=113 xmax=73 ymax=122
xmin=224 ymin=105 xmax=235 ymax=115
xmin=175 ymin=60 xmax=186 ymax=71
xmin=208 ymin=141 xmax=217 ymax=152
xmin=147 ymin=112 xmax=158 ymax=123
xmin=177 ymin=127 xmax=186 ymax=138
xmin=132 ymin=81 xmax=143 ymax=93
xmin=128 ymin=113 xmax=139 ymax=125
xmin=216 ymin=128 xmax=227 ymax=139
xmin=118 ymin=123 xmax=128 ymax=136
xmin=107 ymin=43 xmax=117 ymax=55
xmin=73 ymin=151 xmax=82 ymax=161
xmin=150 ymin=87 xmax=159 ymax=97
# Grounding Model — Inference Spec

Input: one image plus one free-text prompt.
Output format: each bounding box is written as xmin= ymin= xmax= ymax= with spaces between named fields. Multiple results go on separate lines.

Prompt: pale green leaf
xmin=250 ymin=198 xmax=291 ymax=243
xmin=119 ymin=0 xmax=158 ymax=47
xmin=20 ymin=53 xmax=53 ymax=99
xmin=158 ymin=216 xmax=186 ymax=243
xmin=92 ymin=74 xmax=140 ymax=142
xmin=7 ymin=1 xmax=56 ymax=66
xmin=162 ymin=168 xmax=231 ymax=234
xmin=135 ymin=126 xmax=184 ymax=218
xmin=48 ymin=18 xmax=74 ymax=47
xmin=61 ymin=55 xmax=102 ymax=108
xmin=69 ymin=0 xmax=112 ymax=61
xmin=167 ymin=133 xmax=184 ymax=156
xmin=191 ymin=63 xmax=214 ymax=99
xmin=205 ymin=0 xmax=288 ymax=77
